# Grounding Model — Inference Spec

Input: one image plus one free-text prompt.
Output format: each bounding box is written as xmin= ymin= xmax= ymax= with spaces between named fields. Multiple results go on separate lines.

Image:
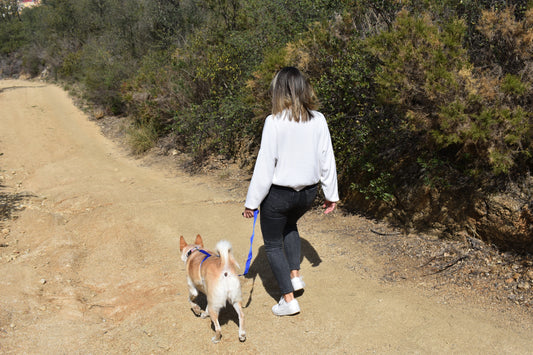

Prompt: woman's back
xmin=269 ymin=110 xmax=331 ymax=191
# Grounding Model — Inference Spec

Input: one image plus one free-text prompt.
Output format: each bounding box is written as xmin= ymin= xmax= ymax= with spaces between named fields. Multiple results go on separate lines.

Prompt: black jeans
xmin=260 ymin=184 xmax=318 ymax=295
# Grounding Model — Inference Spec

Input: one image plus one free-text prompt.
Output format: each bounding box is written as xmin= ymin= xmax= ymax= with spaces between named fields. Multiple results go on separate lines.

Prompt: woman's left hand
xmin=242 ymin=208 xmax=255 ymax=218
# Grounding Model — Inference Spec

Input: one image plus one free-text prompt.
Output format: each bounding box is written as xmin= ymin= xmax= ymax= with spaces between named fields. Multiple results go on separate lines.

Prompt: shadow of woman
xmin=243 ymin=237 xmax=322 ymax=306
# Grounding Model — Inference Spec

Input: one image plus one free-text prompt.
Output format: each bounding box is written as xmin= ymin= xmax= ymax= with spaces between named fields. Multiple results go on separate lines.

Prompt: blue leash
xmin=240 ymin=209 xmax=259 ymax=276
xmin=194 ymin=210 xmax=258 ymax=276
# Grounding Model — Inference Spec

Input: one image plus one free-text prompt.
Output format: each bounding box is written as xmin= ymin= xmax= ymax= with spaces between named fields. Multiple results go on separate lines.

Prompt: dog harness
xmin=186 ymin=247 xmax=213 ymax=267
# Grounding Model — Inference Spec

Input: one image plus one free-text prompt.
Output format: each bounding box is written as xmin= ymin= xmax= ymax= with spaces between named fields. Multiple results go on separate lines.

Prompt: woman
xmin=243 ymin=67 xmax=339 ymax=316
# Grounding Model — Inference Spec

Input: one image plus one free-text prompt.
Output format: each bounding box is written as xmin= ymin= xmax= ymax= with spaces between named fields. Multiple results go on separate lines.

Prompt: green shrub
xmin=58 ymin=50 xmax=83 ymax=79
xmin=369 ymin=8 xmax=532 ymax=182
xmin=501 ymin=74 xmax=528 ymax=97
xmin=126 ymin=122 xmax=158 ymax=154
xmin=122 ymin=50 xmax=188 ymax=133
xmin=0 ymin=17 xmax=27 ymax=55
xmin=79 ymin=41 xmax=133 ymax=114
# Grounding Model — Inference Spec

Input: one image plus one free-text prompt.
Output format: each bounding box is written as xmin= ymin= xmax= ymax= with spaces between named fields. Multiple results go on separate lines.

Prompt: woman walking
xmin=243 ymin=67 xmax=339 ymax=316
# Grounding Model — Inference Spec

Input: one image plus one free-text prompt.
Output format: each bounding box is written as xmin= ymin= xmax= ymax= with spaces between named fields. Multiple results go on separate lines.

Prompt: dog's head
xmin=179 ymin=234 xmax=204 ymax=262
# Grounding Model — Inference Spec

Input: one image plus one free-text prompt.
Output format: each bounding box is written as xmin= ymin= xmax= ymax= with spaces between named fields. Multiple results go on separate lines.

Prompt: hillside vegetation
xmin=1 ymin=0 xmax=531 ymax=253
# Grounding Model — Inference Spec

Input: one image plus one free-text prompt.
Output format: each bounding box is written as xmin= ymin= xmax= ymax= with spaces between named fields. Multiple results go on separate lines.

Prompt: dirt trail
xmin=0 ymin=80 xmax=531 ymax=354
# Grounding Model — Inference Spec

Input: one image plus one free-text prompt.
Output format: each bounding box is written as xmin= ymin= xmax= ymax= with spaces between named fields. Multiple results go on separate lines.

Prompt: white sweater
xmin=244 ymin=110 xmax=339 ymax=210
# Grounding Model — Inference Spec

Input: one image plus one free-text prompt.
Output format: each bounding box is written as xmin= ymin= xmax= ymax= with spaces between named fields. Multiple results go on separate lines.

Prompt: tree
xmin=0 ymin=0 xmax=20 ymax=22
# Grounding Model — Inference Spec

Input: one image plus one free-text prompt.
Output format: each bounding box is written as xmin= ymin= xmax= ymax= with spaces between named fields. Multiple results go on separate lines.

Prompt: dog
xmin=179 ymin=234 xmax=246 ymax=343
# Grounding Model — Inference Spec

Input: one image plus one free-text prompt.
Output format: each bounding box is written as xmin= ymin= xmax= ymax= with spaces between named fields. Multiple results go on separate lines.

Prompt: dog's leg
xmin=200 ymin=304 xmax=209 ymax=319
xmin=188 ymin=294 xmax=203 ymax=316
xmin=187 ymin=279 xmax=203 ymax=316
xmin=208 ymin=306 xmax=222 ymax=344
xmin=233 ymin=301 xmax=246 ymax=342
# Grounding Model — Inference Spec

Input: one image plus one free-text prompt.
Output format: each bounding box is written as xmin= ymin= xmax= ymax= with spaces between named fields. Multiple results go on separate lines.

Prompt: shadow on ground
xmin=0 ymin=183 xmax=33 ymax=223
xmin=244 ymin=238 xmax=322 ymax=303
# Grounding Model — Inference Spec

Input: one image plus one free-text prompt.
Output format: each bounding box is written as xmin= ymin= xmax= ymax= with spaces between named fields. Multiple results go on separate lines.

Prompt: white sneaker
xmin=272 ymin=298 xmax=300 ymax=316
xmin=291 ymin=276 xmax=305 ymax=291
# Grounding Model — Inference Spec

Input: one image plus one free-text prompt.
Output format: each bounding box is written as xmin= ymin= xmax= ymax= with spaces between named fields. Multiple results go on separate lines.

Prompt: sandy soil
xmin=0 ymin=80 xmax=531 ymax=354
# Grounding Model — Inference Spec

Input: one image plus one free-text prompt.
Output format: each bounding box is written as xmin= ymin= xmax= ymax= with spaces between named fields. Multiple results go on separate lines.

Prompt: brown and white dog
xmin=179 ymin=234 xmax=246 ymax=343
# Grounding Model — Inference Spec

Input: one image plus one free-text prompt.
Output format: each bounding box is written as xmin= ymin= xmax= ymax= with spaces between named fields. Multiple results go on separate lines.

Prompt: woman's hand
xmin=323 ymin=201 xmax=336 ymax=214
xmin=242 ymin=208 xmax=256 ymax=218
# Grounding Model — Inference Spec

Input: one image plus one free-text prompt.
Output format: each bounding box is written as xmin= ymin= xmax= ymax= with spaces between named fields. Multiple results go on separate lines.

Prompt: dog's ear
xmin=179 ymin=236 xmax=187 ymax=251
xmin=195 ymin=234 xmax=204 ymax=248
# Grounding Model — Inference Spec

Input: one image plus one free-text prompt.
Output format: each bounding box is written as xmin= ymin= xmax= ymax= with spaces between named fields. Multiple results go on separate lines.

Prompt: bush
xmin=126 ymin=122 xmax=158 ymax=155
xmin=122 ymin=51 xmax=187 ymax=131
xmin=369 ymin=8 xmax=532 ymax=183
xmin=0 ymin=17 xmax=26 ymax=55
xmin=78 ymin=40 xmax=134 ymax=114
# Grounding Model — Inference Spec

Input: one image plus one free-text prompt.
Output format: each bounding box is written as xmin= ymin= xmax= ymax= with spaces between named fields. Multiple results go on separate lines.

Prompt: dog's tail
xmin=216 ymin=240 xmax=240 ymax=271
xmin=216 ymin=240 xmax=243 ymax=303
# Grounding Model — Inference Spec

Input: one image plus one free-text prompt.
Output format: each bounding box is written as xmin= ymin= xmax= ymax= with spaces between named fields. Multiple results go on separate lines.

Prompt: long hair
xmin=271 ymin=67 xmax=317 ymax=122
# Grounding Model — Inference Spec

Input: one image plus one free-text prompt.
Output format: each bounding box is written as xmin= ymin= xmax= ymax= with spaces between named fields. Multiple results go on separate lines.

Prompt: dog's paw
xmin=200 ymin=311 xmax=209 ymax=319
xmin=211 ymin=332 xmax=222 ymax=344
xmin=191 ymin=305 xmax=203 ymax=317
xmin=239 ymin=332 xmax=246 ymax=342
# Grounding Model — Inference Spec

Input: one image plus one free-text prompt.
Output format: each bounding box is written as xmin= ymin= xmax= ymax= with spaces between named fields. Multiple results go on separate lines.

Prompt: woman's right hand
xmin=323 ymin=201 xmax=336 ymax=214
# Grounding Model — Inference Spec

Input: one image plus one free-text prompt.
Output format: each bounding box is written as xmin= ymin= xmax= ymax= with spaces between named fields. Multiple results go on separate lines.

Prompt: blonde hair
xmin=271 ymin=67 xmax=317 ymax=122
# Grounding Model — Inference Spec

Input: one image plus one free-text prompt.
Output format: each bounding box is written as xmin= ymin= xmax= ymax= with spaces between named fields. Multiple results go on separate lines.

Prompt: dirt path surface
xmin=0 ymin=80 xmax=531 ymax=354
